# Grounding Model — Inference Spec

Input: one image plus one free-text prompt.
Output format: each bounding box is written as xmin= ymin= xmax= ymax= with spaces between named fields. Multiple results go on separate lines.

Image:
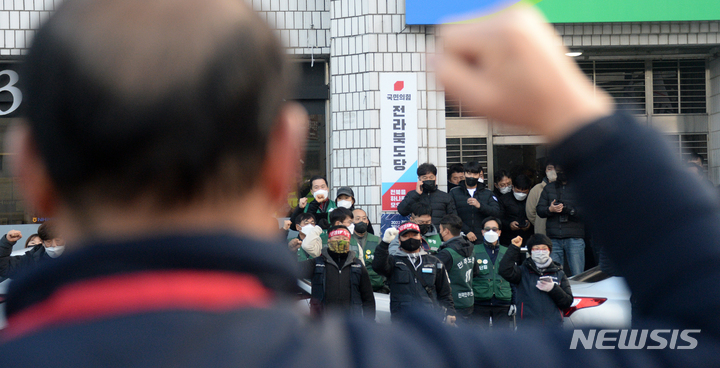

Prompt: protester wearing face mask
xmin=447 ymin=163 xmax=465 ymax=191
xmin=498 ymin=234 xmax=572 ymax=329
xmin=334 ymin=187 xmax=375 ymax=235
xmin=498 ymin=175 xmax=534 ymax=246
xmin=301 ymin=207 xmax=362 ymax=260
xmin=526 ymin=163 xmax=556 ymax=236
xmin=449 ymin=161 xmax=501 ymax=244
xmin=388 ymin=203 xmax=443 ymax=255
xmin=435 ymin=215 xmax=478 ymax=325
xmin=471 ymin=217 xmax=517 ymax=330
xmin=536 ymin=165 xmax=586 ymax=276
xmin=351 ymin=208 xmax=386 ymax=292
xmin=288 ymin=213 xmax=316 ymax=261
xmin=24 ymin=234 xmax=41 ymax=248
xmin=493 ymin=170 xmax=512 ymax=199
xmin=299 ymin=226 xmax=375 ymax=320
xmin=372 ymin=222 xmax=456 ymax=324
xmin=290 ymin=176 xmax=337 ymax=230
xmin=0 ymin=222 xmax=66 ymax=279
xmin=397 ymin=163 xmax=457 ymax=228
xmin=335 ymin=186 xmax=355 ymax=210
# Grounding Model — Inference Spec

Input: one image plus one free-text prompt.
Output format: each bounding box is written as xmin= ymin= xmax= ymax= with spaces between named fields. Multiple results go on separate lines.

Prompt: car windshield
xmin=570 ymin=266 xmax=610 ymax=283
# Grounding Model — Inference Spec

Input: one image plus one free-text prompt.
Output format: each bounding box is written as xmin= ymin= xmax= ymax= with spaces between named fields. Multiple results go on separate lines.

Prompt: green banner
xmin=406 ymin=0 xmax=720 ymax=24
xmin=536 ymin=0 xmax=720 ymax=23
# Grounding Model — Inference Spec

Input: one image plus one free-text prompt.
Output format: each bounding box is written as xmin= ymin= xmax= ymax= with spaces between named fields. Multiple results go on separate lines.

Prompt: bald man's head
xmin=21 ymin=0 xmax=295 ymax=211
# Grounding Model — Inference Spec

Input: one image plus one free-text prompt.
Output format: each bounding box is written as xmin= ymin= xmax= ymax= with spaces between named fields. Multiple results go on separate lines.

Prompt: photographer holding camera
xmin=536 ymin=166 xmax=585 ymax=276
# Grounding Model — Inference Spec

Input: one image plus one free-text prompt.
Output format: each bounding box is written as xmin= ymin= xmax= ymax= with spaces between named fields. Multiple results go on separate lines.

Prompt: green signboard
xmin=537 ymin=0 xmax=720 ymax=23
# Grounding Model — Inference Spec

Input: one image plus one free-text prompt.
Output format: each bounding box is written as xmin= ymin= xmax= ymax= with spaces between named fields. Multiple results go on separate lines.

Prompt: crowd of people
xmin=281 ymin=149 xmax=717 ymax=328
xmin=281 ymin=161 xmax=591 ymax=328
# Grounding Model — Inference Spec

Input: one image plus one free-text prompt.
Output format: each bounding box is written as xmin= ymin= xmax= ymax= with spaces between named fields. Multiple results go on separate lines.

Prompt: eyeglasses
xmin=483 ymin=227 xmax=499 ymax=232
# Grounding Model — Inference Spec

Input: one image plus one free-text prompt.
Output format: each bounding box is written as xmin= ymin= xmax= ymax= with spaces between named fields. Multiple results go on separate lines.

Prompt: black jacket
xmin=498 ymin=244 xmax=572 ymax=327
xmin=536 ymin=181 xmax=585 ymax=239
xmin=498 ymin=193 xmax=533 ymax=245
xmin=397 ymin=187 xmax=456 ymax=227
xmin=0 ymin=234 xmax=50 ymax=279
xmin=372 ymin=240 xmax=455 ymax=319
xmin=299 ymin=248 xmax=375 ymax=319
xmin=449 ymin=183 xmax=501 ymax=243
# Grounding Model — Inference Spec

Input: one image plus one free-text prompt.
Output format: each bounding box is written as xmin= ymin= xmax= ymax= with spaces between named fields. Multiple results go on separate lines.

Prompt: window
xmin=653 ymin=60 xmax=706 ymax=114
xmin=446 ymin=137 xmax=488 ymax=168
xmin=445 ymin=96 xmax=480 ymax=118
xmin=578 ymin=60 xmax=646 ymax=115
xmin=576 ymin=59 xmax=707 ymax=115
xmin=665 ymin=133 xmax=708 ymax=165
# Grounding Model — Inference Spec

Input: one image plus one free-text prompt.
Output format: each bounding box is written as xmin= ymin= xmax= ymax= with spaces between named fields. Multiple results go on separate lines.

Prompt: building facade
xmin=0 ymin=0 xmax=718 ymax=225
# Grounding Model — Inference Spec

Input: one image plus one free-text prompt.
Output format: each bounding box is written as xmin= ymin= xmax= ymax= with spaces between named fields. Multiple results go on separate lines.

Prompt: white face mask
xmin=337 ymin=199 xmax=353 ymax=209
xmin=546 ymin=170 xmax=557 ymax=183
xmin=513 ymin=191 xmax=528 ymax=201
xmin=483 ymin=230 xmax=499 ymax=243
xmin=313 ymin=189 xmax=329 ymax=202
xmin=531 ymin=249 xmax=550 ymax=264
xmin=346 ymin=223 xmax=355 ymax=234
xmin=45 ymin=246 xmax=65 ymax=258
xmin=499 ymin=186 xmax=512 ymax=195
xmin=478 ymin=177 xmax=484 ymax=183
xmin=300 ymin=225 xmax=315 ymax=235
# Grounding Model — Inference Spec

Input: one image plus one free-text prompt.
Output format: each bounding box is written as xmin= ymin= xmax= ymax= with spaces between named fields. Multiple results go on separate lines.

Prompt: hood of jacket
xmin=438 ymin=235 xmax=474 ymax=257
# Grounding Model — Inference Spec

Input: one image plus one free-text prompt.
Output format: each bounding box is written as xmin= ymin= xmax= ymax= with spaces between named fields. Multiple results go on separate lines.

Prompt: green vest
xmin=287 ymin=233 xmax=314 ymax=262
xmin=446 ymin=248 xmax=476 ymax=309
xmin=357 ymin=233 xmax=386 ymax=291
xmin=472 ymin=244 xmax=512 ymax=302
xmin=423 ymin=234 xmax=443 ymax=253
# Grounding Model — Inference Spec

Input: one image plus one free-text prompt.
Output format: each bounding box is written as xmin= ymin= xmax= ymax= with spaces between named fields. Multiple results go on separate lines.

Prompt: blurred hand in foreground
xmin=435 ymin=6 xmax=613 ymax=144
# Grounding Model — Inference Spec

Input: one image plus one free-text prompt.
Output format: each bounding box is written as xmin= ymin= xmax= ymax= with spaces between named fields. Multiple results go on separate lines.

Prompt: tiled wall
xmin=247 ymin=0 xmax=331 ymax=55
xmin=328 ymin=0 xmax=446 ymax=224
xmin=0 ymin=0 xmax=57 ymax=56
xmin=709 ymin=56 xmax=720 ymax=185
xmin=0 ymin=0 xmax=330 ymax=56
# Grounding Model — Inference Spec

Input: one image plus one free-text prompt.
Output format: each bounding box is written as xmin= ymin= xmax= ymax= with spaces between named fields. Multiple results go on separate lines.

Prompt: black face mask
xmin=354 ymin=222 xmax=368 ymax=234
xmin=465 ymin=177 xmax=479 ymax=187
xmin=422 ymin=180 xmax=436 ymax=192
xmin=418 ymin=224 xmax=432 ymax=235
xmin=400 ymin=238 xmax=422 ymax=252
xmin=556 ymin=172 xmax=567 ymax=183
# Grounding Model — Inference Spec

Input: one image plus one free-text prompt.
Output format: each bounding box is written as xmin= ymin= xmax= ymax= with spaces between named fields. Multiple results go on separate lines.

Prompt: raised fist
xmin=6 ymin=230 xmax=22 ymax=243
xmin=383 ymin=228 xmax=399 ymax=243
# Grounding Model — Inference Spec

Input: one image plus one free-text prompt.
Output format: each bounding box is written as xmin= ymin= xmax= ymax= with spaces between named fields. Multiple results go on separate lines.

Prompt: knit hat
xmin=525 ymin=234 xmax=552 ymax=253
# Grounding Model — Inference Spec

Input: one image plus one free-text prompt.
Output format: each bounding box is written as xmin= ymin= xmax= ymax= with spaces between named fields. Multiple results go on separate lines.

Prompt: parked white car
xmin=564 ymin=266 xmax=632 ymax=329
